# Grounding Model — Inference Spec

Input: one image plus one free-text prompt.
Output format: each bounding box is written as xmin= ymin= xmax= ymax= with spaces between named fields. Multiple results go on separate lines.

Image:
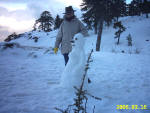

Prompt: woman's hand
xmin=54 ymin=48 xmax=58 ymax=54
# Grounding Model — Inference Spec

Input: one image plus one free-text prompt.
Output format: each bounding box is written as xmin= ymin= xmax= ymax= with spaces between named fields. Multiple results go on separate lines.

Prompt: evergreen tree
xmin=81 ymin=0 xmax=115 ymax=51
xmin=112 ymin=0 xmax=127 ymax=22
xmin=4 ymin=32 xmax=18 ymax=42
xmin=34 ymin=11 xmax=54 ymax=32
xmin=121 ymin=0 xmax=127 ymax=16
xmin=142 ymin=0 xmax=150 ymax=18
xmin=112 ymin=0 xmax=121 ymax=22
xmin=128 ymin=0 xmax=150 ymax=17
xmin=136 ymin=0 xmax=143 ymax=16
xmin=128 ymin=0 xmax=136 ymax=16
xmin=126 ymin=34 xmax=132 ymax=46
xmin=54 ymin=15 xmax=63 ymax=30
xmin=128 ymin=0 xmax=142 ymax=16
xmin=82 ymin=16 xmax=93 ymax=30
xmin=113 ymin=21 xmax=126 ymax=45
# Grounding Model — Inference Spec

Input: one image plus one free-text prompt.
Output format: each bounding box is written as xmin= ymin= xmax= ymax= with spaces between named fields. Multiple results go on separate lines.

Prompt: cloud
xmin=0 ymin=16 xmax=35 ymax=31
xmin=0 ymin=0 xmax=38 ymax=3
xmin=0 ymin=6 xmax=35 ymax=40
xmin=0 ymin=0 xmax=82 ymax=41
xmin=0 ymin=7 xmax=35 ymax=41
xmin=56 ymin=0 xmax=82 ymax=8
xmin=0 ymin=26 xmax=11 ymax=41
xmin=0 ymin=7 xmax=8 ymax=16
xmin=0 ymin=0 xmax=80 ymax=17
xmin=26 ymin=0 xmax=67 ymax=18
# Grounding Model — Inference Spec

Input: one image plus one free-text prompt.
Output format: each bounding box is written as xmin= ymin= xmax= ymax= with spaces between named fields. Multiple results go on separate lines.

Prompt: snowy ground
xmin=0 ymin=16 xmax=150 ymax=113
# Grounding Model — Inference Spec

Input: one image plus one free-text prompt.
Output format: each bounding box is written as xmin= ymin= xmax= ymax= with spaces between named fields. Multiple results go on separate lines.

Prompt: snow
xmin=10 ymin=30 xmax=57 ymax=48
xmin=0 ymin=16 xmax=150 ymax=113
xmin=60 ymin=33 xmax=88 ymax=93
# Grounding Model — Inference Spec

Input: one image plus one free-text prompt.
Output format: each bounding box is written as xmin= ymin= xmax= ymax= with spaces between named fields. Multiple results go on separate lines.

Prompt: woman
xmin=54 ymin=6 xmax=89 ymax=65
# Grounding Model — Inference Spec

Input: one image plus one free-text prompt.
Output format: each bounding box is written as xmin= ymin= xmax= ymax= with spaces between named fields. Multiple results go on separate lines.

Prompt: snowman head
xmin=72 ymin=33 xmax=85 ymax=49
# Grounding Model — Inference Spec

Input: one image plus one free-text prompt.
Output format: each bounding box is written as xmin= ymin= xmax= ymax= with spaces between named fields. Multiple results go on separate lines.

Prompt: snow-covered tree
xmin=126 ymin=34 xmax=132 ymax=46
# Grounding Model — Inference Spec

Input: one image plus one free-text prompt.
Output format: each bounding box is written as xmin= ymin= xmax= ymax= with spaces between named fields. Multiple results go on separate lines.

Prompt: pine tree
xmin=34 ymin=11 xmax=54 ymax=32
xmin=82 ymin=16 xmax=93 ymax=30
xmin=113 ymin=21 xmax=126 ymax=45
xmin=81 ymin=0 xmax=115 ymax=51
xmin=142 ymin=0 xmax=150 ymax=18
xmin=129 ymin=0 xmax=142 ymax=16
xmin=128 ymin=0 xmax=150 ymax=17
xmin=112 ymin=0 xmax=121 ymax=22
xmin=81 ymin=1 xmax=96 ymax=32
xmin=54 ymin=15 xmax=63 ymax=30
xmin=121 ymin=0 xmax=127 ymax=16
xmin=126 ymin=34 xmax=132 ymax=46
xmin=4 ymin=32 xmax=18 ymax=42
xmin=128 ymin=0 xmax=138 ymax=16
xmin=136 ymin=0 xmax=143 ymax=16
xmin=112 ymin=0 xmax=127 ymax=22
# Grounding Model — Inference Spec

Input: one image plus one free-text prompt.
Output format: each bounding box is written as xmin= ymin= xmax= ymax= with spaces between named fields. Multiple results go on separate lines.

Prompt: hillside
xmin=0 ymin=15 xmax=150 ymax=113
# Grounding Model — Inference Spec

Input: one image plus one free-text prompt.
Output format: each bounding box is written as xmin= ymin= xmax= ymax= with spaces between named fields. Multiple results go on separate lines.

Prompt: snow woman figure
xmin=60 ymin=33 xmax=89 ymax=92
xmin=54 ymin=6 xmax=89 ymax=66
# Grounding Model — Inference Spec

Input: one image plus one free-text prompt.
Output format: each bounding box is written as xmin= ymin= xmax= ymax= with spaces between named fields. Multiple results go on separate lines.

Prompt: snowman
xmin=60 ymin=33 xmax=88 ymax=92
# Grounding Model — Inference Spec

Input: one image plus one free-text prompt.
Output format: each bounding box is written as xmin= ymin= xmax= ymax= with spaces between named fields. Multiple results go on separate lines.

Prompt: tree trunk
xmin=117 ymin=37 xmax=120 ymax=45
xmin=94 ymin=22 xmax=97 ymax=34
xmin=42 ymin=22 xmax=43 ymax=31
xmin=94 ymin=26 xmax=97 ymax=34
xmin=117 ymin=34 xmax=120 ymax=45
xmin=146 ymin=13 xmax=148 ymax=18
xmin=96 ymin=18 xmax=104 ymax=51
xmin=116 ymin=17 xmax=119 ymax=22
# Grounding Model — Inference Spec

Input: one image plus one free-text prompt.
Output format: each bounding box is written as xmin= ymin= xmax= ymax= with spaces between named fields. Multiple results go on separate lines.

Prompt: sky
xmin=0 ymin=0 xmax=132 ymax=41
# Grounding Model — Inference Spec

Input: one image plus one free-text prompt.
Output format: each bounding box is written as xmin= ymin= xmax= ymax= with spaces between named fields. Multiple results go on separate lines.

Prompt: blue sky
xmin=0 ymin=0 xmax=132 ymax=41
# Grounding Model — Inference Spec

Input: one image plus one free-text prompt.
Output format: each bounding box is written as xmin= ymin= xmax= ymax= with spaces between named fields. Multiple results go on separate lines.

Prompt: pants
xmin=63 ymin=53 xmax=69 ymax=66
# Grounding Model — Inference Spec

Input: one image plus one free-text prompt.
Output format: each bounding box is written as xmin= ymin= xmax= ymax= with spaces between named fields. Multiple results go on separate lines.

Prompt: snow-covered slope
xmin=10 ymin=30 xmax=58 ymax=48
xmin=0 ymin=16 xmax=150 ymax=113
xmin=86 ymin=15 xmax=150 ymax=55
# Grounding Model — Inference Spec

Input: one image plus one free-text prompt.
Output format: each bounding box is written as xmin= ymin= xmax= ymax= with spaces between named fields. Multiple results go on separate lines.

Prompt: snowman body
xmin=60 ymin=33 xmax=88 ymax=92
